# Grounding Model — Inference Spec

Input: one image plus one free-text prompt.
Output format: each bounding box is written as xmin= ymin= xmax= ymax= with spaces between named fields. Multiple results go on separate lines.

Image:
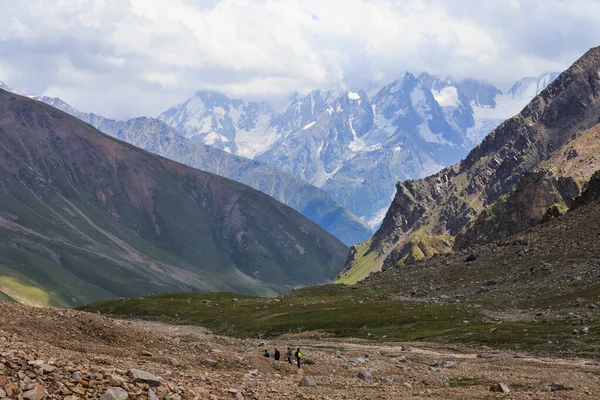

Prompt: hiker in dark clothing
xmin=294 ymin=348 xmax=302 ymax=368
xmin=273 ymin=348 xmax=281 ymax=361
xmin=263 ymin=349 xmax=270 ymax=358
xmin=286 ymin=347 xmax=293 ymax=363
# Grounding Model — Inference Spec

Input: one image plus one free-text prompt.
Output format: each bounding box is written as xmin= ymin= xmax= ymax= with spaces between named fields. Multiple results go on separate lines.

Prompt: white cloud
xmin=0 ymin=0 xmax=598 ymax=119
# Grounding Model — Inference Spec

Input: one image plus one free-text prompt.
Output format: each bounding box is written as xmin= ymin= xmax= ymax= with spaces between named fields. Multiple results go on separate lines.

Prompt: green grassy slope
xmin=82 ymin=286 xmax=600 ymax=357
xmin=0 ymin=89 xmax=348 ymax=307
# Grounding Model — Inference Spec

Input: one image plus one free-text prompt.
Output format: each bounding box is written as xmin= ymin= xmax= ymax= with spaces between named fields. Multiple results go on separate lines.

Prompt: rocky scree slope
xmin=5 ymin=301 xmax=599 ymax=400
xmin=0 ymin=89 xmax=347 ymax=307
xmin=339 ymin=46 xmax=600 ymax=283
xmin=29 ymin=95 xmax=372 ymax=246
xmin=360 ymin=171 xmax=600 ymax=323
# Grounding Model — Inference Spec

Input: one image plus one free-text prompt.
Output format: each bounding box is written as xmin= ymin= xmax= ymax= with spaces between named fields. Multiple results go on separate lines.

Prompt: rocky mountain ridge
xmin=455 ymin=124 xmax=600 ymax=249
xmin=338 ymin=46 xmax=600 ymax=284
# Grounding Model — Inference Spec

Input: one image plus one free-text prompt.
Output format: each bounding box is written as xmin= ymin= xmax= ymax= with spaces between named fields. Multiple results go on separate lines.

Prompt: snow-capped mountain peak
xmin=158 ymin=71 xmax=560 ymax=227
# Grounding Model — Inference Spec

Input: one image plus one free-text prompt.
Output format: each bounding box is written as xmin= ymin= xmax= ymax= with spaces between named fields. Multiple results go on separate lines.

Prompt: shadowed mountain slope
xmin=29 ymin=96 xmax=373 ymax=246
xmin=0 ymin=89 xmax=348 ymax=306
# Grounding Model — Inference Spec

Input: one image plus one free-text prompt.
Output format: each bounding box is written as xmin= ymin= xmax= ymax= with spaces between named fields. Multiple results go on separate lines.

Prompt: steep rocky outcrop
xmin=0 ymin=89 xmax=348 ymax=306
xmin=339 ymin=46 xmax=600 ymax=283
xmin=456 ymin=124 xmax=600 ymax=248
xmin=571 ymin=170 xmax=600 ymax=209
xmin=454 ymin=169 xmax=580 ymax=249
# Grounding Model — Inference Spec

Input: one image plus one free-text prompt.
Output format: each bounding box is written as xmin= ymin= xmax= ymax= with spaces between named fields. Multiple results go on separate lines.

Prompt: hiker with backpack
xmin=294 ymin=348 xmax=302 ymax=368
xmin=273 ymin=348 xmax=281 ymax=361
xmin=286 ymin=347 xmax=293 ymax=363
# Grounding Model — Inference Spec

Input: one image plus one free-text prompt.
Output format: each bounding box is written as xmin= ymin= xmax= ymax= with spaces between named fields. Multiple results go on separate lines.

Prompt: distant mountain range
xmin=0 ymin=82 xmax=373 ymax=246
xmin=339 ymin=47 xmax=599 ymax=283
xmin=158 ymin=72 xmax=558 ymax=227
xmin=0 ymin=88 xmax=348 ymax=306
xmin=1 ymin=71 xmax=557 ymax=243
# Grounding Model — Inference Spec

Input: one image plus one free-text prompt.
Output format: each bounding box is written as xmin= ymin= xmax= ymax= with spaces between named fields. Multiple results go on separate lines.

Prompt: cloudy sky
xmin=1 ymin=0 xmax=599 ymax=119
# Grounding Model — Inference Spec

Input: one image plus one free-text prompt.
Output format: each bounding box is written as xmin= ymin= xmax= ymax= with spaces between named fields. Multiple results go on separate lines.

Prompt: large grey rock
xmin=358 ymin=369 xmax=373 ymax=381
xmin=23 ymin=384 xmax=46 ymax=400
xmin=298 ymin=376 xmax=317 ymax=387
xmin=129 ymin=369 xmax=162 ymax=387
xmin=101 ymin=387 xmax=129 ymax=400
xmin=551 ymin=382 xmax=573 ymax=391
xmin=490 ymin=383 xmax=510 ymax=393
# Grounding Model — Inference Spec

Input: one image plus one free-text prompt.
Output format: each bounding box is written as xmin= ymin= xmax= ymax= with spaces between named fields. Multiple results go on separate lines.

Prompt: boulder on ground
xmin=358 ymin=369 xmax=373 ymax=381
xmin=129 ymin=369 xmax=162 ymax=387
xmin=23 ymin=384 xmax=46 ymax=400
xmin=205 ymin=359 xmax=218 ymax=367
xmin=298 ymin=376 xmax=317 ymax=387
xmin=101 ymin=387 xmax=129 ymax=400
xmin=489 ymin=383 xmax=510 ymax=393
xmin=551 ymin=382 xmax=573 ymax=391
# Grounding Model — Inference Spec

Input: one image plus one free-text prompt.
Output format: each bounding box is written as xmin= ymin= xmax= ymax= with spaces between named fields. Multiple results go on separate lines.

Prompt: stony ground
xmin=1 ymin=300 xmax=600 ymax=400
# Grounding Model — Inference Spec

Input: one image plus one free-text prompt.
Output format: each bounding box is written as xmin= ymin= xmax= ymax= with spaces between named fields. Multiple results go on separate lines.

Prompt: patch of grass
xmin=0 ymin=270 xmax=64 ymax=307
xmin=0 ymin=289 xmax=17 ymax=302
xmin=81 ymin=285 xmax=600 ymax=357
xmin=335 ymin=240 xmax=379 ymax=284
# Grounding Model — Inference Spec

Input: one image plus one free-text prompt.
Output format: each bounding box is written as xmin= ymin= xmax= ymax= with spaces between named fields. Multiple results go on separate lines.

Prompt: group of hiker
xmin=263 ymin=347 xmax=303 ymax=368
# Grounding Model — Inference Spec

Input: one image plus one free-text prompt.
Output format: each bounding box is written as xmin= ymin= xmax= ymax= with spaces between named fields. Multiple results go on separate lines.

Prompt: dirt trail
xmin=123 ymin=319 xmax=213 ymax=337
xmin=1 ymin=301 xmax=599 ymax=399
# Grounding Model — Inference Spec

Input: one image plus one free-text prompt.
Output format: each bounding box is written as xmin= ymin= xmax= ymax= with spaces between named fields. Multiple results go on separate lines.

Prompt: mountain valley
xmin=3 ymin=3 xmax=600 ymax=399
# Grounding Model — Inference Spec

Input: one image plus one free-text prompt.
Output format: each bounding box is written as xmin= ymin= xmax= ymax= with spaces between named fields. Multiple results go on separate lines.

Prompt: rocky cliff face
xmin=339 ymin=46 xmax=600 ymax=283
xmin=453 ymin=169 xmax=580 ymax=249
xmin=455 ymin=124 xmax=600 ymax=249
xmin=571 ymin=170 xmax=600 ymax=210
